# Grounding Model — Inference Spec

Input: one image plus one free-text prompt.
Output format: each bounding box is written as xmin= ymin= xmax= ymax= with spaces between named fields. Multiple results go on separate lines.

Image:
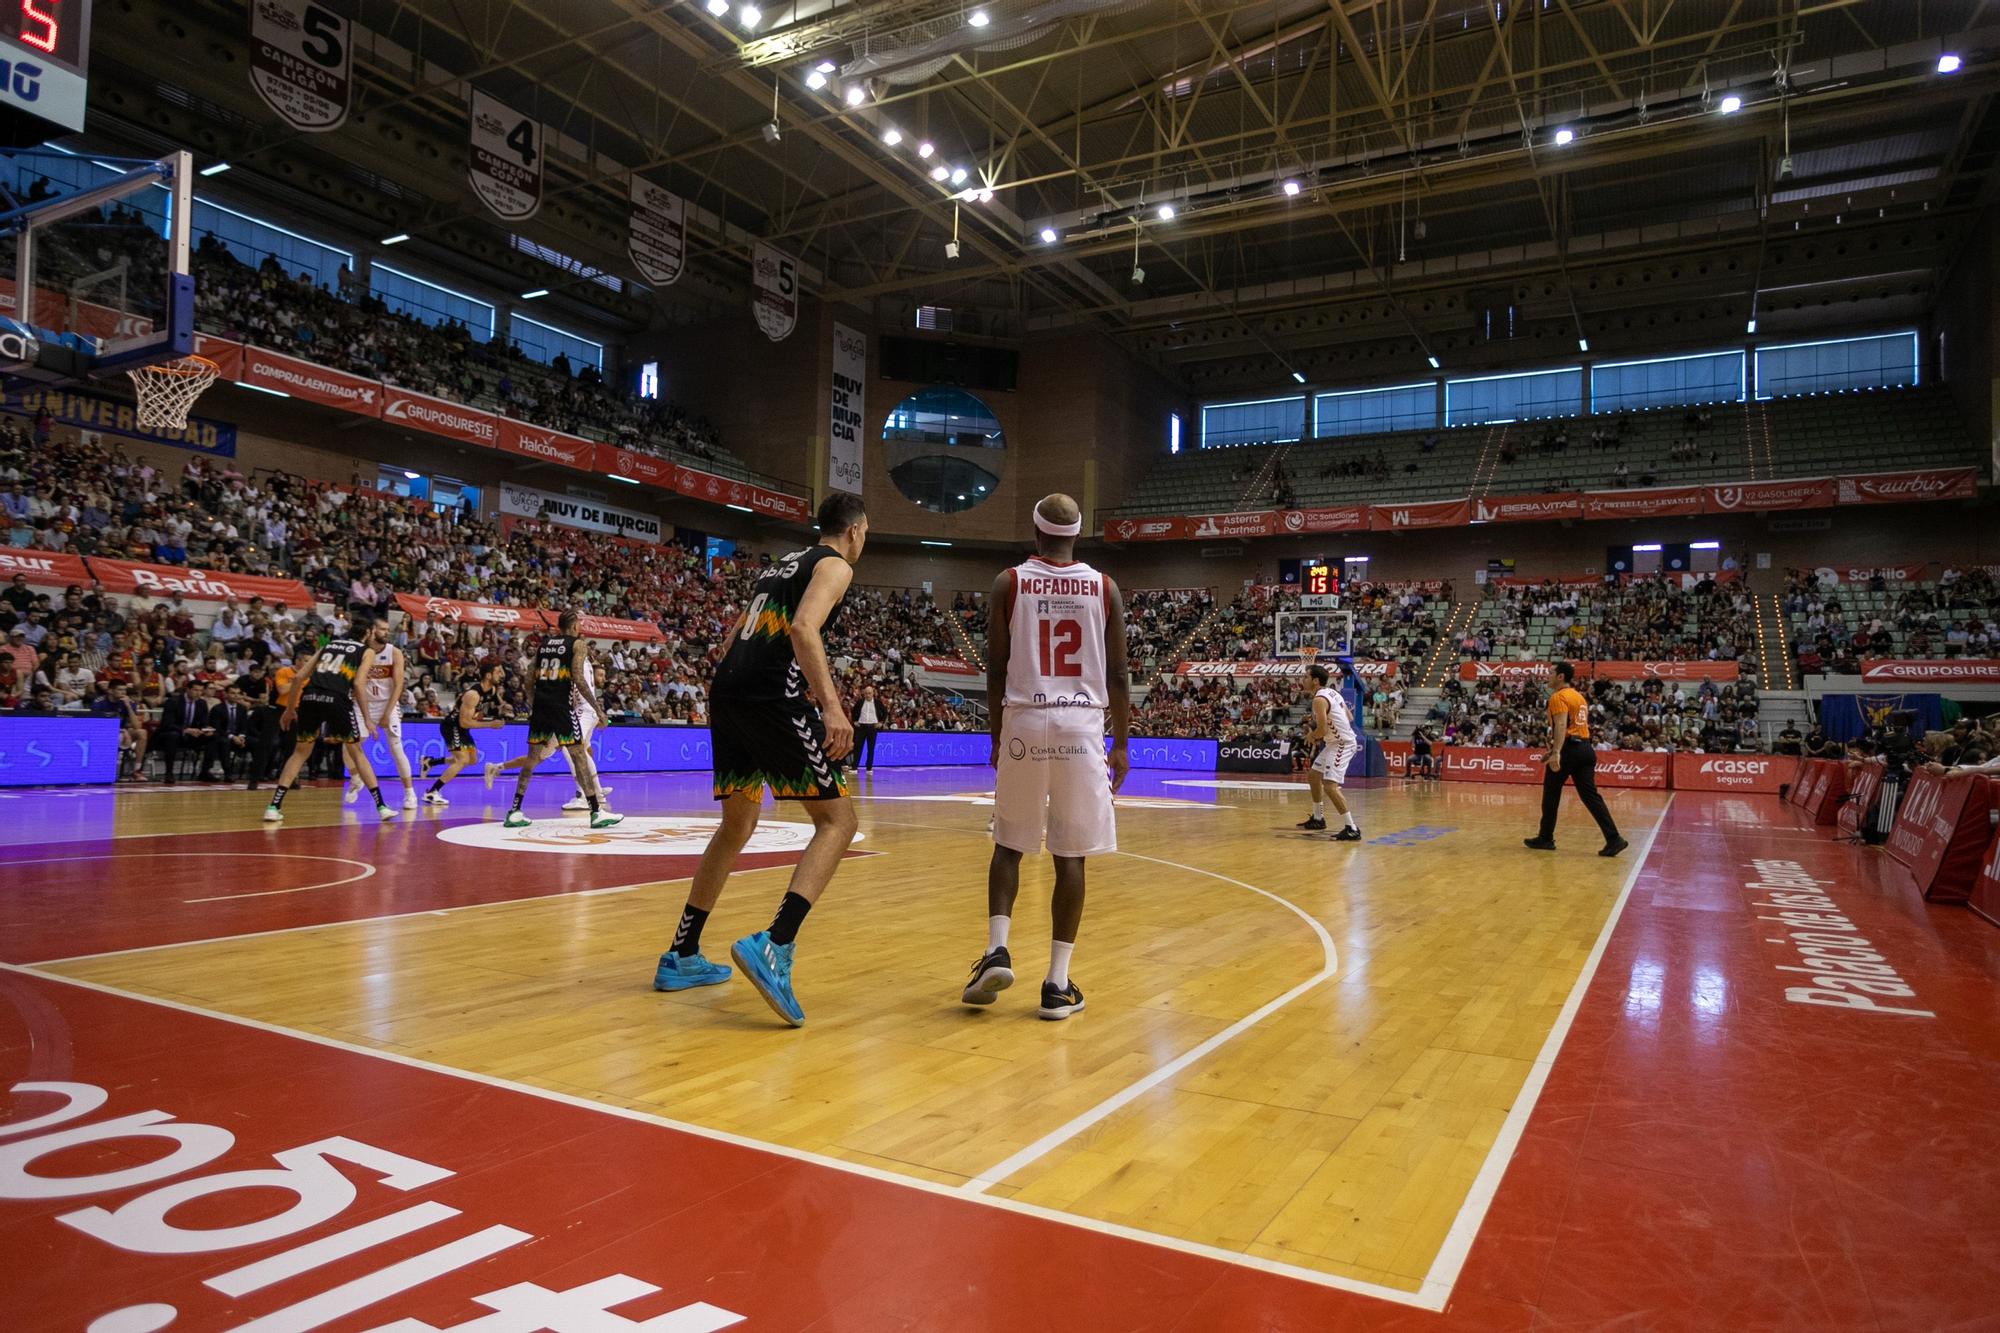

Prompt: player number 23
xmin=1037 ymin=618 xmax=1083 ymax=677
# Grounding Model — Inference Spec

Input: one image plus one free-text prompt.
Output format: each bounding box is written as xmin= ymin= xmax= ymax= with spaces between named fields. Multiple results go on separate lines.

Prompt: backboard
xmin=0 ymin=147 xmax=193 ymax=381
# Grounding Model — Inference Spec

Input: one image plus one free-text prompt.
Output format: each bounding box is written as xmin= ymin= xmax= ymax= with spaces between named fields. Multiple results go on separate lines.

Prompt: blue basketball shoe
xmin=731 ymin=931 xmax=805 ymax=1026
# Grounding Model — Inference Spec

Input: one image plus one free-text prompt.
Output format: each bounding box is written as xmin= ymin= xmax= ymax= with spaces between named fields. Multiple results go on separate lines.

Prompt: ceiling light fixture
xmin=1939 ymin=53 xmax=1963 ymax=74
xmin=1291 ymin=370 xmax=1306 ymax=384
xmin=968 ymin=9 xmax=989 ymax=26
xmin=883 ymin=126 xmax=902 ymax=146
xmin=738 ymin=4 xmax=760 ymax=28
xmin=199 ymin=162 xmax=231 ymax=177
xmin=1282 ymin=179 xmax=1300 ymax=196
xmin=380 ymin=233 xmax=410 ymax=246
xmin=1718 ymin=94 xmax=1742 ymax=114
xmin=929 ymin=165 xmax=949 ymax=181
xmin=1156 ymin=203 xmax=1175 ymax=220
xmin=705 ymin=0 xmax=727 ymax=12
xmin=815 ymin=59 xmax=836 ymax=73
xmin=844 ymin=83 xmax=866 ymax=106
xmin=949 ymin=165 xmax=969 ymax=185
xmin=1039 ymin=226 xmax=1058 ymax=243
xmin=1426 ymin=355 xmax=1441 ymax=369
xmin=1553 ymin=127 xmax=1575 ymax=146
xmin=976 ymin=188 xmax=993 ymax=203
xmin=805 ymin=70 xmax=826 ymax=90
xmin=520 ymin=289 xmax=549 ymax=299
xmin=1578 ymin=338 xmax=1589 ymax=352
xmin=1746 ymin=318 xmax=1758 ymax=334
xmin=917 ymin=141 xmax=935 ymax=159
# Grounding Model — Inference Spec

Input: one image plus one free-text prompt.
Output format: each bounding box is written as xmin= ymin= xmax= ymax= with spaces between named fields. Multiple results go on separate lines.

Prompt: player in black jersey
xmin=263 ymin=617 xmax=398 ymax=823
xmin=500 ymin=610 xmax=622 ymax=829
xmin=417 ymin=662 xmax=505 ymax=806
xmin=652 ymin=493 xmax=867 ymax=1026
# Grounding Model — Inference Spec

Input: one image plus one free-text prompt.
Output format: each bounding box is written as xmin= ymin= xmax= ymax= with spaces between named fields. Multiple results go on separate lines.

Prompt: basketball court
xmin=7 ymin=767 xmax=1996 ymax=1330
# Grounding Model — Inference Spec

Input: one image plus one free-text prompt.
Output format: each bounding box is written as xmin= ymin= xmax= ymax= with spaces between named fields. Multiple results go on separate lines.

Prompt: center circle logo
xmin=1007 ymin=738 xmax=1027 ymax=760
xmin=436 ymin=816 xmax=860 ymax=856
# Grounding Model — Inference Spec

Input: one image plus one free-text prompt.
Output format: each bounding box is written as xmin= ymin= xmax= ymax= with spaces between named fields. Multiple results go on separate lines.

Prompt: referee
xmin=1524 ymin=661 xmax=1629 ymax=857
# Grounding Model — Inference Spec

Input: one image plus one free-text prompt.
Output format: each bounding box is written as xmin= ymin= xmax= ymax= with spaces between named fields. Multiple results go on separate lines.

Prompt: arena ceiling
xmin=86 ymin=0 xmax=2000 ymax=393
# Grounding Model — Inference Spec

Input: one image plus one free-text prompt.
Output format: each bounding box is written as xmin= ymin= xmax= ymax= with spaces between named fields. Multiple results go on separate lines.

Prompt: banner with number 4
xmin=468 ymin=89 xmax=543 ymax=221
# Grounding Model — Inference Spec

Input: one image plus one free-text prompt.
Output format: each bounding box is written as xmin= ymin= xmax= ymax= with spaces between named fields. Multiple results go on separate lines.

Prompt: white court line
xmin=4 ymin=852 xmax=377 ymax=904
xmin=4 ymin=962 xmax=1446 ymax=1311
xmin=961 ymin=848 xmax=1339 ymax=1194
xmin=1415 ymin=792 xmax=1675 ymax=1303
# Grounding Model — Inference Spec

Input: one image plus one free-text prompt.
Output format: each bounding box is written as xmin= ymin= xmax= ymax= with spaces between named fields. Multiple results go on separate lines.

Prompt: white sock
xmin=1312 ymin=802 xmax=1324 ymax=819
xmin=988 ymin=915 xmax=1011 ymax=953
xmin=1344 ymin=810 xmax=1358 ymax=829
xmin=1047 ymin=940 xmax=1074 ymax=989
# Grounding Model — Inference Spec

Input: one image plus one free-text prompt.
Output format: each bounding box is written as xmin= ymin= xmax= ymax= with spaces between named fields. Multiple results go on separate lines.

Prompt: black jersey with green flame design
xmin=304 ymin=636 xmax=367 ymax=700
xmin=534 ymin=634 xmax=576 ymax=708
xmin=712 ymin=545 xmax=847 ymax=703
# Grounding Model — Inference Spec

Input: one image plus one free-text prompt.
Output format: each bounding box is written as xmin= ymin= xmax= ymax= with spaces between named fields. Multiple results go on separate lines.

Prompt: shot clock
xmin=0 ymin=0 xmax=90 ymax=138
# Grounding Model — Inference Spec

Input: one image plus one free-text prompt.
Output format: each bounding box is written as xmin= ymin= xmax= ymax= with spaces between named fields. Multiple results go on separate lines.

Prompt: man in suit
xmin=200 ymin=686 xmax=254 ymax=782
xmin=157 ymin=680 xmax=214 ymax=779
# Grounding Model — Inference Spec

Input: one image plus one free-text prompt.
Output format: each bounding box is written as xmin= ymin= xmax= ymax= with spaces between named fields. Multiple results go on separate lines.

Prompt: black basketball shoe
xmin=961 ymin=946 xmax=1014 ymax=1005
xmin=1333 ymin=826 xmax=1362 ymax=842
xmin=1296 ymin=815 xmax=1328 ymax=831
xmin=1038 ymin=979 xmax=1085 ymax=1020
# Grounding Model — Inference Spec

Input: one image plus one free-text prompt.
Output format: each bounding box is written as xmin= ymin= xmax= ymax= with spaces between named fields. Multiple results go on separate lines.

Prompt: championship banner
xmin=1835 ymin=467 xmax=1979 ymax=505
xmin=0 ymin=546 xmax=92 ymax=588
xmin=1579 ymin=486 xmax=1706 ymax=520
xmin=382 ymin=386 xmax=501 ymax=448
xmin=1174 ymin=659 xmax=1398 ymax=680
xmin=829 ymin=323 xmax=866 ymax=495
xmin=240 ymin=345 xmax=380 ymax=416
xmin=249 ymin=0 xmax=353 ymax=132
xmin=1705 ymin=478 xmax=1835 ymax=512
xmin=1885 ymin=772 xmax=1997 ymax=903
xmin=193 ymin=334 xmax=244 ymax=381
xmin=1817 ymin=564 xmax=1930 ymax=585
xmin=1472 ymin=493 xmax=1582 ymax=524
xmin=1370 ymin=497 xmax=1472 ymax=530
xmin=497 ymin=480 xmax=662 ymax=544
xmin=1670 ymin=753 xmax=1788 ymax=793
xmin=83 ymin=558 xmax=311 ymax=605
xmin=1859 ymin=659 xmax=2000 ymax=684
xmin=914 ymin=654 xmax=979 ymax=676
xmin=391 ymin=592 xmax=544 ymax=629
xmin=498 ymin=420 xmax=594 ymax=470
xmin=752 ymin=242 xmax=799 ymax=342
xmin=2 ymin=384 xmax=236 ymax=457
xmin=467 ymin=88 xmax=543 ymax=222
xmin=628 ymin=178 xmax=686 ymax=286
xmin=1278 ymin=505 xmax=1370 ymax=534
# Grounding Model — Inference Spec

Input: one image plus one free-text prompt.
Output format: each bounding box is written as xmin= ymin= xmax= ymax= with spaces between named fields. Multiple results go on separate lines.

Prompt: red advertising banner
xmin=381 ymin=386 xmax=501 ymax=449
xmin=0 ymin=545 xmax=93 ymax=588
xmin=1591 ymin=751 xmax=1671 ymax=789
xmin=1836 ymin=760 xmax=1884 ymax=838
xmin=1705 ymin=478 xmax=1836 ymax=512
xmin=1174 ymin=659 xmax=1399 ymax=680
xmin=1671 ymin=752 xmax=1790 ymax=793
xmin=598 ymin=445 xmax=675 ymax=488
xmin=1103 ymin=516 xmax=1189 ymax=543
xmin=593 ymin=447 xmax=809 ymax=522
xmin=1579 ymin=486 xmax=1707 ymax=521
xmin=1801 ymin=760 xmax=1849 ymax=826
xmin=1370 ymin=497 xmax=1472 ymax=531
xmin=1785 ymin=754 xmax=1813 ymax=806
xmin=1471 ymin=493 xmax=1583 ymax=524
xmin=192 ymin=333 xmax=244 ymax=381
xmin=241 ymin=346 xmax=382 ymax=417
xmin=391 ymin=592 xmax=545 ymax=630
xmin=1277 ymin=505 xmax=1371 ymax=534
xmin=914 ymin=654 xmax=980 ymax=676
xmin=83 ymin=558 xmax=312 ymax=606
xmin=1458 ymin=659 xmax=1739 ymax=683
xmin=1489 ymin=575 xmax=1607 ymax=589
xmin=1884 ymin=772 xmax=1998 ymax=903
xmin=1819 ymin=564 xmax=1930 ymax=585
xmin=1835 ymin=468 xmax=1980 ymax=505
xmin=571 ymin=612 xmax=665 ymax=644
xmin=1969 ymin=825 xmax=2000 ymax=929
xmin=498 ymin=420 xmax=595 ymax=470
xmin=1859 ymin=659 xmax=2000 ymax=684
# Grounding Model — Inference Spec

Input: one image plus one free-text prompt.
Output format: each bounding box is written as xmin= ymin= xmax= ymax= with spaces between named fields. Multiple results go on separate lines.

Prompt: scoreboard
xmin=1300 ymin=558 xmax=1339 ymax=609
xmin=0 ymin=0 xmax=91 ymax=136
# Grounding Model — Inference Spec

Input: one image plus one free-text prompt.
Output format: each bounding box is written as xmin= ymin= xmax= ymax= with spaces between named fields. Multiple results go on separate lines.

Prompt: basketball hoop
xmin=126 ymin=355 xmax=219 ymax=431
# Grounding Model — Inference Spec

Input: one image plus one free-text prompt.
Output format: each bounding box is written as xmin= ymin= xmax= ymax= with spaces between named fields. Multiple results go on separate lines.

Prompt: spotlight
xmin=738 ymin=4 xmax=760 ymax=27
xmin=930 ymin=165 xmax=949 ymax=181
xmin=1578 ymin=338 xmax=1589 ymax=352
xmin=1039 ymin=226 xmax=1058 ymax=243
xmin=1553 ymin=127 xmax=1575 ymax=146
xmin=761 ymin=120 xmax=781 ymax=144
xmin=1426 ymin=354 xmax=1440 ymax=369
xmin=949 ymin=165 xmax=969 ymax=185
xmin=883 ymin=126 xmax=903 ymax=146
xmin=1746 ymin=318 xmax=1758 ymax=334
xmin=844 ymin=83 xmax=866 ymax=106
xmin=917 ymin=141 xmax=935 ymax=159
xmin=968 ymin=9 xmax=989 ymax=26
xmin=705 ymin=0 xmax=727 ymax=12
xmin=1939 ymin=53 xmax=1963 ymax=74
xmin=1291 ymin=370 xmax=1306 ymax=384
xmin=1156 ymin=203 xmax=1175 ymax=220
xmin=1131 ymin=265 xmax=1145 ymax=285
xmin=805 ymin=70 xmax=826 ymax=90
xmin=976 ymin=188 xmax=993 ymax=203
xmin=815 ymin=59 xmax=836 ymax=72
xmin=944 ymin=241 xmax=961 ymax=260
xmin=199 ymin=161 xmax=231 ymax=177
xmin=1282 ymin=179 xmax=1301 ymax=196
xmin=1719 ymin=94 xmax=1742 ymax=114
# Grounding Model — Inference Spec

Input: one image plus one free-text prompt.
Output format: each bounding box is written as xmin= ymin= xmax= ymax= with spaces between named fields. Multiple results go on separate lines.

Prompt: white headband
xmin=1034 ymin=508 xmax=1082 ymax=537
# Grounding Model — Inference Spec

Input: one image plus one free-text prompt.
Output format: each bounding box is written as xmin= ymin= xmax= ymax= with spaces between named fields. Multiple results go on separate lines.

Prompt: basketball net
xmin=126 ymin=355 xmax=219 ymax=431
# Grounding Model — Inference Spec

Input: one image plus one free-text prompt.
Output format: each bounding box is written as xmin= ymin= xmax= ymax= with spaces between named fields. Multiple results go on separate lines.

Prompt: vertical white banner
xmin=628 ymin=178 xmax=685 ymax=286
xmin=751 ymin=243 xmax=798 ymax=343
xmin=829 ymin=322 xmax=866 ymax=495
xmin=249 ymin=0 xmax=353 ymax=132
xmin=468 ymin=89 xmax=542 ymax=221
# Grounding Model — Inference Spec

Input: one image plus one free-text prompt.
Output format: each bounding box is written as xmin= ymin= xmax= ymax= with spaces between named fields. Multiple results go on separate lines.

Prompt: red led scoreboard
xmin=0 ymin=0 xmax=91 ymax=136
xmin=1301 ymin=558 xmax=1339 ymax=609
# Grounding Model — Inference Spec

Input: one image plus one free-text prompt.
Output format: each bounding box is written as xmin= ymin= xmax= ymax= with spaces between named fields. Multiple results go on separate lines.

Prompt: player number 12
xmin=1037 ymin=618 xmax=1082 ymax=677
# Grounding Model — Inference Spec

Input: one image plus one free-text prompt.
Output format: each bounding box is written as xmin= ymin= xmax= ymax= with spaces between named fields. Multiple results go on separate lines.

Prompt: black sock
xmin=768 ymin=892 xmax=812 ymax=946
xmin=587 ymin=791 xmax=600 ymax=814
xmin=427 ymin=779 xmax=444 ymax=795
xmin=269 ymin=783 xmax=290 ymax=807
xmin=672 ymin=904 xmax=709 ymax=957
xmin=366 ymin=784 xmax=382 ymax=807
xmin=510 ymin=788 xmax=525 ymax=813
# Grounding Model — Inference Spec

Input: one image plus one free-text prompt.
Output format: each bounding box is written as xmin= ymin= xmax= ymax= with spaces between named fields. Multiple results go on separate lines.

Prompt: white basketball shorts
xmin=993 ymin=708 xmax=1116 ymax=858
xmin=1311 ymin=738 xmax=1356 ymax=784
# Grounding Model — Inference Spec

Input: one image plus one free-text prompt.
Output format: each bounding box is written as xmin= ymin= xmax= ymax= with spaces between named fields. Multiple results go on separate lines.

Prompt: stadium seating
xmin=1785 ymin=567 xmax=2000 ymax=675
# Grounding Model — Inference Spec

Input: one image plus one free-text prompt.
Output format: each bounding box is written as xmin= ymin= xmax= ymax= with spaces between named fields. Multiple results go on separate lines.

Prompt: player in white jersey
xmin=961 ymin=493 xmax=1129 ymax=1020
xmin=1296 ymin=660 xmax=1362 ymax=840
xmin=347 ymin=636 xmax=417 ymax=809
xmin=560 ymin=648 xmax=613 ymax=812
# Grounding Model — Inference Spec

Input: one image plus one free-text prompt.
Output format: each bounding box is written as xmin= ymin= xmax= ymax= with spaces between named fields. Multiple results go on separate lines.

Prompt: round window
xmin=882 ymin=387 xmax=1005 ymax=514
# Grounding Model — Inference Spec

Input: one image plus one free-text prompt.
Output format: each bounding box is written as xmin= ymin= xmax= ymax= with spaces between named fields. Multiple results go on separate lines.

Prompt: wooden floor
xmin=22 ymin=767 xmax=1670 ymax=1299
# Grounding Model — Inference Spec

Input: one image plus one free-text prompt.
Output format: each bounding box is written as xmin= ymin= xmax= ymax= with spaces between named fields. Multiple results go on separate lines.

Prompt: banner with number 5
xmin=468 ymin=88 xmax=542 ymax=221
xmin=249 ymin=0 xmax=354 ymax=132
xmin=752 ymin=242 xmax=799 ymax=342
